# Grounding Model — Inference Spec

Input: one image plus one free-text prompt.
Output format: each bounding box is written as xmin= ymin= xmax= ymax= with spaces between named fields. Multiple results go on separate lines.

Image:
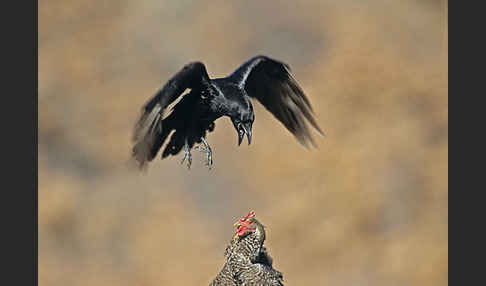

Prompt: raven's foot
xmin=180 ymin=142 xmax=192 ymax=169
xmin=196 ymin=138 xmax=213 ymax=169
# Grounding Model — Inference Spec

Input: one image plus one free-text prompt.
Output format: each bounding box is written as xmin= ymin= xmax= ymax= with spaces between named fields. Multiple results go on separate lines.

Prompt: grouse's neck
xmin=233 ymin=219 xmax=266 ymax=262
xmin=252 ymin=219 xmax=266 ymax=244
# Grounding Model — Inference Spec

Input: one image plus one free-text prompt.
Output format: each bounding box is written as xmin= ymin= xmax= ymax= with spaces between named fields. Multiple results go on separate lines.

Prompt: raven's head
xmin=231 ymin=112 xmax=254 ymax=146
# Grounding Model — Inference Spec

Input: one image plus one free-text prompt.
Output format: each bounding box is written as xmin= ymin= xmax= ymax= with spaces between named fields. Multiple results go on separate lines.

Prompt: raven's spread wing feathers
xmin=132 ymin=62 xmax=210 ymax=168
xmin=232 ymin=55 xmax=323 ymax=147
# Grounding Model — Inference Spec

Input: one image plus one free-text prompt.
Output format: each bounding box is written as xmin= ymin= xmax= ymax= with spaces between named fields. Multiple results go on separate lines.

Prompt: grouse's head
xmin=234 ymin=210 xmax=257 ymax=237
xmin=231 ymin=111 xmax=254 ymax=146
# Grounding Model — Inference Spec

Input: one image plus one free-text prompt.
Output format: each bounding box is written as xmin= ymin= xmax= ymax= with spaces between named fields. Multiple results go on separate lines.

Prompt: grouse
xmin=210 ymin=211 xmax=284 ymax=286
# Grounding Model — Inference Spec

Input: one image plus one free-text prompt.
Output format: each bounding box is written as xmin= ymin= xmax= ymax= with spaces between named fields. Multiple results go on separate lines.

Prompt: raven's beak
xmin=238 ymin=125 xmax=245 ymax=146
xmin=242 ymin=123 xmax=252 ymax=145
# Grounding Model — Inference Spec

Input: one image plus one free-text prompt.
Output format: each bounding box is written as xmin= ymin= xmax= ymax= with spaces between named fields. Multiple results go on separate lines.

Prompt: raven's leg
xmin=180 ymin=139 xmax=192 ymax=169
xmin=198 ymin=137 xmax=213 ymax=169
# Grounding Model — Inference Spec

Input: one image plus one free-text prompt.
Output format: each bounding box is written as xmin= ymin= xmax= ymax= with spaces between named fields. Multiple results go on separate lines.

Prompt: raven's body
xmin=132 ymin=55 xmax=322 ymax=169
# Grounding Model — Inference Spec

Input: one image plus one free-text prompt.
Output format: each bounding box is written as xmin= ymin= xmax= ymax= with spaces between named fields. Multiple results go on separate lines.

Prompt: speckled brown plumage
xmin=210 ymin=212 xmax=284 ymax=286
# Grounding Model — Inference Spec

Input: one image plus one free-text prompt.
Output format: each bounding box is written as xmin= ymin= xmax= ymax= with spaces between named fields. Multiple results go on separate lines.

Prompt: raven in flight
xmin=132 ymin=55 xmax=323 ymax=169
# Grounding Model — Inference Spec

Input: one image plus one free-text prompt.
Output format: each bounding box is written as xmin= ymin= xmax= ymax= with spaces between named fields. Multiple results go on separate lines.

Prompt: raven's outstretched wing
xmin=132 ymin=62 xmax=210 ymax=168
xmin=231 ymin=55 xmax=323 ymax=147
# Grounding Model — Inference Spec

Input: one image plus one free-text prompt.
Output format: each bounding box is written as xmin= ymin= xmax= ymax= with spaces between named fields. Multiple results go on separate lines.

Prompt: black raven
xmin=132 ymin=55 xmax=323 ymax=169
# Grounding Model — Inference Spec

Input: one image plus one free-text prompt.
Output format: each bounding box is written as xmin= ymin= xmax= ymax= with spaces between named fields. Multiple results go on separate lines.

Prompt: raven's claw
xmin=181 ymin=141 xmax=192 ymax=169
xmin=200 ymin=138 xmax=213 ymax=170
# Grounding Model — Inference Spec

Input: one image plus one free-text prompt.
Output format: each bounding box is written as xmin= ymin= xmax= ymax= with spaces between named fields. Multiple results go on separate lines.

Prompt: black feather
xmin=234 ymin=55 xmax=324 ymax=147
xmin=131 ymin=55 xmax=323 ymax=169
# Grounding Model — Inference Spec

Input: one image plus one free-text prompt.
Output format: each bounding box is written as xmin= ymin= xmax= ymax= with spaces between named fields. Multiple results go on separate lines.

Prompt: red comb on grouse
xmin=243 ymin=210 xmax=255 ymax=220
xmin=235 ymin=211 xmax=257 ymax=237
xmin=235 ymin=211 xmax=255 ymax=225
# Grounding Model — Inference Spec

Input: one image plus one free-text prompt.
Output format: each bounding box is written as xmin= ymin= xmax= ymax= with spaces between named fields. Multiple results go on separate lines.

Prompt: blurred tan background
xmin=39 ymin=0 xmax=448 ymax=285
